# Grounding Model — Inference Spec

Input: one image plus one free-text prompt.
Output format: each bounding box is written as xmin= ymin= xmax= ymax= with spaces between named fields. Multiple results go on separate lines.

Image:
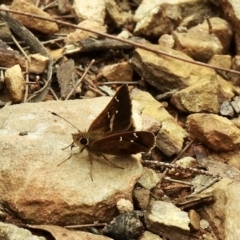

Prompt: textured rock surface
xmin=0 ymin=98 xmax=143 ymax=224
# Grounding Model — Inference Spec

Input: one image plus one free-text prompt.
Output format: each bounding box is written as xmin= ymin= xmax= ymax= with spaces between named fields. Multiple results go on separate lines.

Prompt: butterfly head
xmin=72 ymin=132 xmax=89 ymax=147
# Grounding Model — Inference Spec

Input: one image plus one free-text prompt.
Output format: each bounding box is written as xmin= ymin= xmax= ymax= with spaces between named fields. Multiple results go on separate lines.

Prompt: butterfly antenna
xmin=51 ymin=112 xmax=80 ymax=132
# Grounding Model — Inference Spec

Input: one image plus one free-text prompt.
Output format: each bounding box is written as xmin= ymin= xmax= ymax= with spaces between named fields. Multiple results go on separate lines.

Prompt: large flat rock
xmin=0 ymin=98 xmax=142 ymax=224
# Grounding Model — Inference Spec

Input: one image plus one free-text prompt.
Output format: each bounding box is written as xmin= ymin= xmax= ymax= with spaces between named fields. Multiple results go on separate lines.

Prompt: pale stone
xmin=65 ymin=20 xmax=107 ymax=44
xmin=203 ymin=178 xmax=240 ymax=240
xmin=0 ymin=222 xmax=46 ymax=240
xmin=187 ymin=113 xmax=240 ymax=151
xmin=171 ymin=79 xmax=221 ymax=113
xmin=116 ymin=198 xmax=134 ymax=214
xmin=4 ymin=64 xmax=25 ymax=103
xmin=131 ymin=46 xmax=218 ymax=93
xmin=131 ymin=88 xmax=188 ymax=156
xmin=145 ymin=200 xmax=190 ymax=239
xmin=29 ymin=54 xmax=49 ymax=74
xmin=10 ymin=0 xmax=58 ymax=34
xmin=73 ymin=0 xmax=105 ymax=24
xmin=0 ymin=98 xmax=143 ymax=224
xmin=156 ymin=118 xmax=188 ymax=156
xmin=138 ymin=167 xmax=160 ymax=190
xmin=101 ymin=62 xmax=133 ymax=82
xmin=139 ymin=231 xmax=163 ymax=240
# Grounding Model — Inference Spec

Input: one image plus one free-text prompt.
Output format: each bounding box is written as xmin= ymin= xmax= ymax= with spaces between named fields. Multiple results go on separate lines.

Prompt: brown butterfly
xmin=52 ymin=84 xmax=155 ymax=179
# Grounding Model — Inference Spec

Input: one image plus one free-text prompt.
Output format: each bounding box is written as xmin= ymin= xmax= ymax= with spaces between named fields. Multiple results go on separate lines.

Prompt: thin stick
xmin=42 ymin=78 xmax=59 ymax=100
xmin=65 ymin=59 xmax=95 ymax=100
xmin=158 ymin=140 xmax=194 ymax=183
xmin=163 ymin=177 xmax=193 ymax=186
xmin=142 ymin=160 xmax=221 ymax=179
xmin=1 ymin=8 xmax=240 ymax=75
xmin=11 ymin=34 xmax=30 ymax=62
xmin=65 ymin=223 xmax=106 ymax=229
xmin=42 ymin=36 xmax=65 ymax=45
xmin=88 ymin=85 xmax=106 ymax=96
xmin=98 ymin=81 xmax=139 ymax=85
xmin=42 ymin=0 xmax=57 ymax=10
xmin=24 ymin=60 xmax=29 ymax=102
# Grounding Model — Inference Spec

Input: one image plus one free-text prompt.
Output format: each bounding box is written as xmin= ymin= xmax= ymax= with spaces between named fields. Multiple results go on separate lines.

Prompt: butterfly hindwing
xmin=90 ymin=131 xmax=156 ymax=155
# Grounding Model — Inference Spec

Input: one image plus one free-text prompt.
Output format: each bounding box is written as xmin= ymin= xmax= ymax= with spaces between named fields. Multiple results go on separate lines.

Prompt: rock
xmin=116 ymin=199 xmax=134 ymax=214
xmin=85 ymin=90 xmax=97 ymax=98
xmin=201 ymin=156 xmax=240 ymax=181
xmin=187 ymin=113 xmax=240 ymax=151
xmin=173 ymin=17 xmax=232 ymax=61
xmin=134 ymin=0 xmax=166 ymax=22
xmin=220 ymin=101 xmax=234 ymax=117
xmin=131 ymin=45 xmax=219 ymax=93
xmin=218 ymin=0 xmax=240 ymax=54
xmin=10 ymin=0 xmax=58 ymax=34
xmin=156 ymin=118 xmax=188 ymax=156
xmin=105 ymin=0 xmax=130 ymax=28
xmin=168 ymin=157 xmax=198 ymax=178
xmin=202 ymin=178 xmax=240 ymax=240
xmin=73 ymin=0 xmax=105 ymax=24
xmin=0 ymin=43 xmax=26 ymax=69
xmin=145 ymin=200 xmax=190 ymax=239
xmin=207 ymin=150 xmax=240 ymax=177
xmin=131 ymin=87 xmax=188 ymax=156
xmin=229 ymin=55 xmax=240 ymax=85
xmin=200 ymin=219 xmax=210 ymax=230
xmin=0 ymin=98 xmax=143 ymax=224
xmin=138 ymin=167 xmax=159 ymax=190
xmin=208 ymin=54 xmax=232 ymax=79
xmin=134 ymin=0 xmax=213 ymax=27
xmin=57 ymin=0 xmax=72 ymax=15
xmin=29 ymin=54 xmax=49 ymax=74
xmin=133 ymin=188 xmax=150 ymax=210
xmin=134 ymin=3 xmax=181 ymax=38
xmin=158 ymin=34 xmax=175 ymax=48
xmin=101 ymin=62 xmax=133 ymax=82
xmin=230 ymin=96 xmax=240 ymax=114
xmin=4 ymin=64 xmax=25 ymax=103
xmin=217 ymin=75 xmax=235 ymax=100
xmin=0 ymin=222 xmax=46 ymax=240
xmin=103 ymin=211 xmax=145 ymax=240
xmin=173 ymin=28 xmax=222 ymax=62
xmin=201 ymin=17 xmax=232 ymax=53
xmin=65 ymin=20 xmax=107 ymax=44
xmin=139 ymin=231 xmax=163 ymax=240
xmin=28 ymin=224 xmax=113 ymax=240
xmin=171 ymin=78 xmax=221 ymax=113
xmin=188 ymin=209 xmax=200 ymax=231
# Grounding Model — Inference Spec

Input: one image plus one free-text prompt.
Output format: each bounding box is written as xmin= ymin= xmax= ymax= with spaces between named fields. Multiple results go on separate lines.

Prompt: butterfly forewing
xmin=88 ymin=84 xmax=132 ymax=134
xmin=90 ymin=131 xmax=156 ymax=155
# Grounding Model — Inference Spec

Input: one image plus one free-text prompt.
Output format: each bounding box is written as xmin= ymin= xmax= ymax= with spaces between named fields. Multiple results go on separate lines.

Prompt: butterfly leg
xmin=62 ymin=141 xmax=75 ymax=150
xmin=58 ymin=142 xmax=77 ymax=166
xmin=101 ymin=154 xmax=124 ymax=170
xmin=57 ymin=152 xmax=76 ymax=166
xmin=88 ymin=152 xmax=94 ymax=181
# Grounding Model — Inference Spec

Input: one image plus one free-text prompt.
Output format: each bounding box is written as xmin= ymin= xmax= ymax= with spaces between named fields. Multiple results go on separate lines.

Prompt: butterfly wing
xmin=88 ymin=84 xmax=132 ymax=133
xmin=90 ymin=131 xmax=156 ymax=155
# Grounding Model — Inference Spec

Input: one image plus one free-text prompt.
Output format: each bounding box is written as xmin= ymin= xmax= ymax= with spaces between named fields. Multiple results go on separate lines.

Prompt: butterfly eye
xmin=79 ymin=137 xmax=89 ymax=145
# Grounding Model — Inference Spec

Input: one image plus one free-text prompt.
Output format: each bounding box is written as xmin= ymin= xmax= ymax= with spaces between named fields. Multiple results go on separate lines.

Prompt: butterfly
xmin=52 ymin=84 xmax=155 ymax=180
